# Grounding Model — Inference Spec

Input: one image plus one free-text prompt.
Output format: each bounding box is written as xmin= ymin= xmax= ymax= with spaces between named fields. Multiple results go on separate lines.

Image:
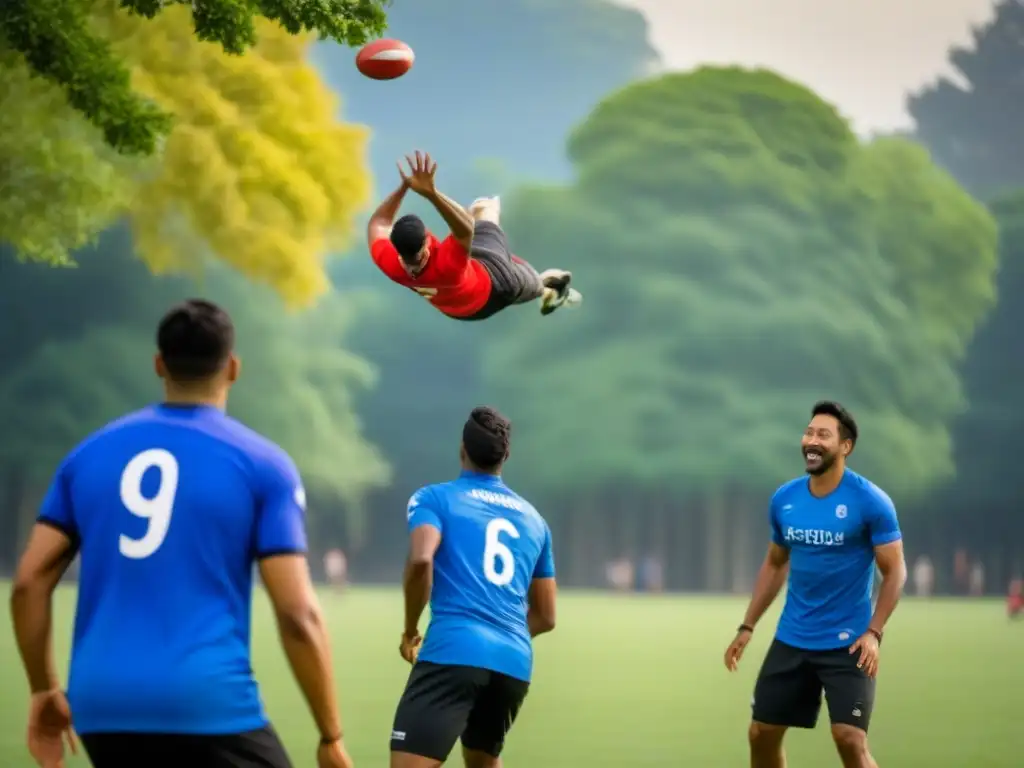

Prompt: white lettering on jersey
xmin=784 ymin=527 xmax=845 ymax=546
xmin=468 ymin=488 xmax=524 ymax=511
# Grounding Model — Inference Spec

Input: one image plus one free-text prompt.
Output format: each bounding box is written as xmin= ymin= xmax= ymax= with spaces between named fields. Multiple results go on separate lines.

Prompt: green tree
xmin=907 ymin=0 xmax=1024 ymax=196
xmin=2 ymin=4 xmax=373 ymax=305
xmin=0 ymin=238 xmax=387 ymax=567
xmin=0 ymin=0 xmax=387 ymax=155
xmin=943 ymin=192 xmax=1024 ymax=561
xmin=487 ymin=68 xmax=997 ymax=588
xmin=852 ymin=137 xmax=998 ymax=359
xmin=0 ymin=51 xmax=133 ymax=265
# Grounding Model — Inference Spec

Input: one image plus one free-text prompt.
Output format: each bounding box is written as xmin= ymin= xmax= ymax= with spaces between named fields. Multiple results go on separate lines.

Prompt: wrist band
xmin=738 ymin=623 xmax=754 ymax=634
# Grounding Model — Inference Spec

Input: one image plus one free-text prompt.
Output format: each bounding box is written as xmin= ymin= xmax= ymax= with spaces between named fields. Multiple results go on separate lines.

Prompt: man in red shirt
xmin=368 ymin=152 xmax=581 ymax=320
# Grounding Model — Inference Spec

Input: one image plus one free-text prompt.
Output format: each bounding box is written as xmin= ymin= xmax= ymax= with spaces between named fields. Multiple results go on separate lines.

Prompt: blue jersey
xmin=407 ymin=471 xmax=555 ymax=682
xmin=37 ymin=404 xmax=307 ymax=735
xmin=770 ymin=469 xmax=901 ymax=650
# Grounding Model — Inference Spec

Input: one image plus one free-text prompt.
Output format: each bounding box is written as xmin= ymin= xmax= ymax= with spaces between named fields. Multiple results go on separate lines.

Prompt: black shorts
xmin=463 ymin=221 xmax=543 ymax=321
xmin=752 ymin=639 xmax=876 ymax=731
xmin=81 ymin=725 xmax=292 ymax=768
xmin=390 ymin=661 xmax=530 ymax=761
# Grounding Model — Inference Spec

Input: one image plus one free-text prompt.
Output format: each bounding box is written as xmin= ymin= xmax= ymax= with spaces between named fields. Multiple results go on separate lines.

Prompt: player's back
xmin=412 ymin=471 xmax=553 ymax=682
xmin=51 ymin=404 xmax=297 ymax=735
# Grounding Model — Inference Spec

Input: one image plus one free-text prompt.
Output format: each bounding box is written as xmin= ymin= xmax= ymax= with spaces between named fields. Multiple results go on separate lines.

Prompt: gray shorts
xmin=463 ymin=222 xmax=543 ymax=321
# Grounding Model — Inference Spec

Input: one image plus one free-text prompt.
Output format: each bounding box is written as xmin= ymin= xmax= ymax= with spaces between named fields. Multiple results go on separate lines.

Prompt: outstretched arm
xmin=367 ymin=181 xmax=410 ymax=245
xmin=424 ymin=189 xmax=473 ymax=252
xmin=400 ymin=151 xmax=474 ymax=251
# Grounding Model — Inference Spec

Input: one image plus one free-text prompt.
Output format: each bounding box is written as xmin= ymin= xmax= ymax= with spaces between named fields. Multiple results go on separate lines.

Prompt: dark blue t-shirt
xmin=38 ymin=404 xmax=307 ymax=735
xmin=407 ymin=471 xmax=555 ymax=682
xmin=771 ymin=469 xmax=901 ymax=651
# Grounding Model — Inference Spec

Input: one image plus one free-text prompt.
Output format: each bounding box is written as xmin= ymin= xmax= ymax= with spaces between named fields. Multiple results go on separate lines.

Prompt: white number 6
xmin=119 ymin=449 xmax=179 ymax=559
xmin=483 ymin=518 xmax=520 ymax=586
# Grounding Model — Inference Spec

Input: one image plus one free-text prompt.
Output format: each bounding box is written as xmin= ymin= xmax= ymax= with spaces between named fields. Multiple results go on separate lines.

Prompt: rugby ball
xmin=356 ymin=39 xmax=415 ymax=80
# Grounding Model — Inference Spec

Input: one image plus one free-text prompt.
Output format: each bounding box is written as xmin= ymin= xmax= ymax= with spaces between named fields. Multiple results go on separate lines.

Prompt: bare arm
xmin=367 ymin=181 xmax=411 ymax=245
xmin=741 ymin=543 xmax=790 ymax=629
xmin=404 ymin=525 xmax=441 ymax=635
xmin=423 ymin=189 xmax=474 ymax=251
xmin=869 ymin=540 xmax=906 ymax=634
xmin=11 ymin=524 xmax=76 ymax=693
xmin=259 ymin=555 xmax=342 ymax=742
xmin=527 ymin=577 xmax=557 ymax=637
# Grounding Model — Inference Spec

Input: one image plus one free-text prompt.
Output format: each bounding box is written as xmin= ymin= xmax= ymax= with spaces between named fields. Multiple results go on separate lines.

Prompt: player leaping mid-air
xmin=367 ymin=151 xmax=581 ymax=320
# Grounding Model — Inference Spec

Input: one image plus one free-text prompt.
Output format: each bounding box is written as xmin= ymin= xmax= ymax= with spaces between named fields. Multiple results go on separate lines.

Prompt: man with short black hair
xmin=10 ymin=299 xmax=353 ymax=768
xmin=390 ymin=406 xmax=557 ymax=768
xmin=368 ymin=151 xmax=581 ymax=320
xmin=724 ymin=400 xmax=907 ymax=768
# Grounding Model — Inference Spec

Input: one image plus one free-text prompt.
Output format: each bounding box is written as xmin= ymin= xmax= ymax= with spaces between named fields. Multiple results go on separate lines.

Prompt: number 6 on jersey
xmin=483 ymin=518 xmax=520 ymax=586
xmin=119 ymin=448 xmax=179 ymax=559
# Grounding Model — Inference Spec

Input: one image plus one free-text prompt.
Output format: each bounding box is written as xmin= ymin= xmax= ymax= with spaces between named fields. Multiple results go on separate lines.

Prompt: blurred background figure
xmin=912 ymin=555 xmax=935 ymax=598
xmin=605 ymin=555 xmax=635 ymax=592
xmin=969 ymin=560 xmax=986 ymax=597
xmin=324 ymin=548 xmax=348 ymax=592
xmin=1007 ymin=578 xmax=1022 ymax=619
xmin=638 ymin=554 xmax=665 ymax=593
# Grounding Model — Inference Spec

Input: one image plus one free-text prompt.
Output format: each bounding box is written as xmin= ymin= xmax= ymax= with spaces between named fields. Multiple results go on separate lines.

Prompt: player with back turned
xmin=390 ymin=406 xmax=557 ymax=768
xmin=10 ymin=299 xmax=353 ymax=768
xmin=724 ymin=400 xmax=907 ymax=768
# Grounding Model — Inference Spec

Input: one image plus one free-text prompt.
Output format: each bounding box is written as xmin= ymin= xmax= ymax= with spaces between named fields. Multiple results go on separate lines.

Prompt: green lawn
xmin=1 ymin=587 xmax=1021 ymax=766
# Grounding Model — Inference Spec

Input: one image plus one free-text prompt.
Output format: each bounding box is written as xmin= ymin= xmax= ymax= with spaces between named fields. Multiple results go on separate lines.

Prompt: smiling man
xmin=723 ymin=400 xmax=907 ymax=768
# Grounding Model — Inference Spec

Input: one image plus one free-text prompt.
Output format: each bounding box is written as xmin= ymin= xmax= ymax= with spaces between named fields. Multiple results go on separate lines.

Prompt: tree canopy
xmin=487 ymin=67 xmax=997 ymax=503
xmin=2 ymin=4 xmax=372 ymax=305
xmin=0 ymin=237 xmax=388 ymax=542
xmin=0 ymin=0 xmax=388 ymax=155
xmin=908 ymin=0 xmax=1024 ymax=196
xmin=0 ymin=50 xmax=133 ymax=265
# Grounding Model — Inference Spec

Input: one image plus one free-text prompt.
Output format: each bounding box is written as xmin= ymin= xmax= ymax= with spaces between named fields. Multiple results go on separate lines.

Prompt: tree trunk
xmin=730 ymin=495 xmax=756 ymax=593
xmin=566 ymin=499 xmax=589 ymax=588
xmin=703 ymin=489 xmax=729 ymax=592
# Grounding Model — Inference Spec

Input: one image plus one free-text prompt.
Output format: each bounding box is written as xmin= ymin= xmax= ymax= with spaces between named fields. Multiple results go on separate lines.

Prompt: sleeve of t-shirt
xmin=434 ymin=234 xmax=470 ymax=273
xmin=38 ymin=457 xmax=78 ymax=541
xmin=407 ymin=486 xmax=443 ymax=533
xmin=768 ymin=491 xmax=785 ymax=546
xmin=370 ymin=238 xmax=400 ymax=272
xmin=865 ymin=488 xmax=902 ymax=546
xmin=533 ymin=524 xmax=556 ymax=579
xmin=255 ymin=450 xmax=309 ymax=558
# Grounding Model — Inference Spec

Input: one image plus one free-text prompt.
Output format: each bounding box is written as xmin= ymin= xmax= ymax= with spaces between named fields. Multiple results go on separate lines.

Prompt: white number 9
xmin=119 ymin=449 xmax=179 ymax=559
xmin=483 ymin=518 xmax=520 ymax=586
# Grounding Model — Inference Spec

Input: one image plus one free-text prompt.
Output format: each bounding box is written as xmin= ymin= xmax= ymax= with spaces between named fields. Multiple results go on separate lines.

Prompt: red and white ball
xmin=355 ymin=39 xmax=415 ymax=81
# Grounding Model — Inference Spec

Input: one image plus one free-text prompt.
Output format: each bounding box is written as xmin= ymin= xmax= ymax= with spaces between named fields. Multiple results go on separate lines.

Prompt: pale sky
xmin=616 ymin=0 xmax=996 ymax=133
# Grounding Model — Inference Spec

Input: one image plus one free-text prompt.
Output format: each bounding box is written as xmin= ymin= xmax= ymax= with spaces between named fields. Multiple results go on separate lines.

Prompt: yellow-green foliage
xmin=2 ymin=2 xmax=371 ymax=306
xmin=0 ymin=49 xmax=132 ymax=264
xmin=99 ymin=2 xmax=371 ymax=305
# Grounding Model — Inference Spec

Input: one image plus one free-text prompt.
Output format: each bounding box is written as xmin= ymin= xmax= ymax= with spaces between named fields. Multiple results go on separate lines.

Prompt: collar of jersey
xmin=459 ymin=470 xmax=503 ymax=485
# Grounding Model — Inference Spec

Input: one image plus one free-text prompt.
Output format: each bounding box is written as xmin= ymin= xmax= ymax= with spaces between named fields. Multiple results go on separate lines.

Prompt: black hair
xmin=156 ymin=299 xmax=235 ymax=381
xmin=462 ymin=406 xmax=511 ymax=472
xmin=811 ymin=400 xmax=858 ymax=445
xmin=390 ymin=214 xmax=427 ymax=263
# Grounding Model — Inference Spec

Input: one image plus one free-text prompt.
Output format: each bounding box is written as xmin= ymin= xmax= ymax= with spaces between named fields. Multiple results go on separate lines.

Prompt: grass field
xmin=1 ymin=587 xmax=1021 ymax=767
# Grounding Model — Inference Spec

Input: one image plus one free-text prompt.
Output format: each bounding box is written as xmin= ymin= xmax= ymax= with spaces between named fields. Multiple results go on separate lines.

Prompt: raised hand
xmin=397 ymin=151 xmax=437 ymax=197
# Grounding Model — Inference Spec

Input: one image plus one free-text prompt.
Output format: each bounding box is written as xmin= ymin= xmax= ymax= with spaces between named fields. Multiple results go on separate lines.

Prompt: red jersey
xmin=371 ymin=233 xmax=491 ymax=317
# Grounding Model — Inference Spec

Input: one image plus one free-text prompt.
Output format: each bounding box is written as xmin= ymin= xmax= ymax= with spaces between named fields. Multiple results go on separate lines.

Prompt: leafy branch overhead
xmin=0 ymin=0 xmax=389 ymax=155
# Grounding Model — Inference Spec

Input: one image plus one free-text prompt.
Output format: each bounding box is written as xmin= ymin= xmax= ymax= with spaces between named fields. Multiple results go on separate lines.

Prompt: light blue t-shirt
xmin=771 ymin=469 xmax=901 ymax=651
xmin=407 ymin=470 xmax=555 ymax=682
xmin=39 ymin=403 xmax=307 ymax=735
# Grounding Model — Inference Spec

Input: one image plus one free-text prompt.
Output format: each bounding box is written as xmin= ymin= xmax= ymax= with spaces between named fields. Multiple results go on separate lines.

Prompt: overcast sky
xmin=615 ymin=0 xmax=996 ymax=133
